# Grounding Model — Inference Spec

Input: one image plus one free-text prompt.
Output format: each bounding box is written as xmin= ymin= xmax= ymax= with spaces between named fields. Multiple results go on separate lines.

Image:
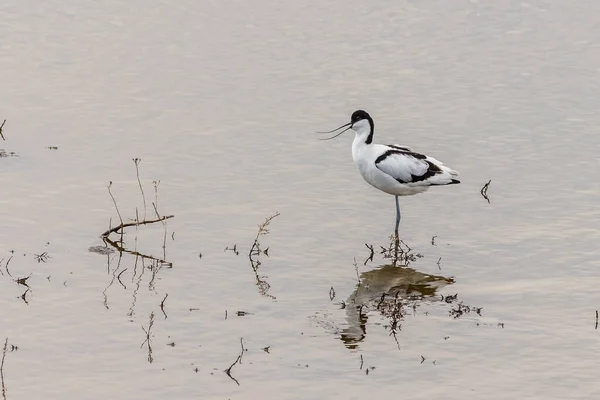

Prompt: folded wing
xmin=375 ymin=149 xmax=459 ymax=186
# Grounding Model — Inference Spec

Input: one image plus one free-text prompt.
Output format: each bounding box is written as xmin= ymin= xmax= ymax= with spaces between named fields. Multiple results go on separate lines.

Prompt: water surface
xmin=1 ymin=1 xmax=600 ymax=399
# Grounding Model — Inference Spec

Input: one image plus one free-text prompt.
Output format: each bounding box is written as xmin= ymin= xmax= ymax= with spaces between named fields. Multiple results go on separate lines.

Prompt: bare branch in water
xmin=480 ymin=180 xmax=491 ymax=203
xmin=247 ymin=212 xmax=280 ymax=299
xmin=248 ymin=212 xmax=281 ymax=258
xmin=224 ymin=338 xmax=245 ymax=386
xmin=0 ymin=119 xmax=6 ymax=141
xmin=100 ymin=215 xmax=174 ymax=238
xmin=160 ymin=293 xmax=169 ymax=319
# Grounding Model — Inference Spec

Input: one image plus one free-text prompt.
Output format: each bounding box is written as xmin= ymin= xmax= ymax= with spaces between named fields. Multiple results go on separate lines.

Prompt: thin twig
xmin=4 ymin=256 xmax=12 ymax=277
xmin=101 ymin=215 xmax=174 ymax=237
xmin=133 ymin=159 xmax=147 ymax=220
xmin=224 ymin=338 xmax=245 ymax=386
xmin=1 ymin=337 xmax=8 ymax=400
xmin=480 ymin=180 xmax=491 ymax=204
xmin=248 ymin=212 xmax=280 ymax=258
xmin=363 ymin=244 xmax=374 ymax=265
xmin=0 ymin=119 xmax=6 ymax=141
xmin=107 ymin=182 xmax=124 ymax=227
xmin=160 ymin=293 xmax=169 ymax=319
xmin=152 ymin=181 xmax=161 ymax=219
xmin=247 ymin=212 xmax=279 ymax=299
xmin=152 ymin=202 xmax=161 ymax=220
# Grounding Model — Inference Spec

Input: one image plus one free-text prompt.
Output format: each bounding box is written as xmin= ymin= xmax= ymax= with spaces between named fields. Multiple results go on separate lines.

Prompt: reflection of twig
xmin=595 ymin=310 xmax=598 ymax=330
xmin=101 ymin=215 xmax=174 ymax=238
xmin=225 ymin=244 xmax=239 ymax=255
xmin=128 ymin=257 xmax=145 ymax=317
xmin=0 ymin=119 xmax=6 ymax=141
xmin=1 ymin=337 xmax=8 ymax=400
xmin=140 ymin=312 xmax=155 ymax=363
xmin=480 ymin=180 xmax=491 ymax=203
xmin=353 ymin=259 xmax=361 ymax=286
xmin=102 ymin=236 xmax=173 ymax=267
xmin=103 ymin=252 xmax=122 ymax=309
xmin=224 ymin=338 xmax=245 ymax=386
xmin=34 ymin=252 xmax=49 ymax=263
xmin=117 ymin=268 xmax=127 ymax=289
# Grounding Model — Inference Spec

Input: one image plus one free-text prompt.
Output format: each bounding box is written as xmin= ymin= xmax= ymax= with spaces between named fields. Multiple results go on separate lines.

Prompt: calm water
xmin=1 ymin=1 xmax=600 ymax=399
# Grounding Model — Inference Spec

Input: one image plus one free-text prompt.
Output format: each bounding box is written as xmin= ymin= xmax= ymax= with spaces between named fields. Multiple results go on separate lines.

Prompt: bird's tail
xmin=446 ymin=168 xmax=460 ymax=184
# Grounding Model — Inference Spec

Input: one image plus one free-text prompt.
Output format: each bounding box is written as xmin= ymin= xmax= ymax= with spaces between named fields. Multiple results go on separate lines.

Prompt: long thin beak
xmin=316 ymin=122 xmax=352 ymax=140
xmin=316 ymin=121 xmax=351 ymax=134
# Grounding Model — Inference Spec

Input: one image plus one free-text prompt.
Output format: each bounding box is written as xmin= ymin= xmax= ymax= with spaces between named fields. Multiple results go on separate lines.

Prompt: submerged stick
xmin=480 ymin=180 xmax=492 ymax=203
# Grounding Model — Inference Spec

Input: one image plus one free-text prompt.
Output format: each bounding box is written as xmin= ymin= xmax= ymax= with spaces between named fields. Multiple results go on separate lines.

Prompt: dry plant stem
xmin=480 ymin=180 xmax=491 ymax=203
xmin=247 ymin=212 xmax=280 ymax=299
xmin=133 ymin=158 xmax=147 ymax=220
xmin=224 ymin=338 xmax=244 ymax=386
xmin=107 ymin=182 xmax=124 ymax=227
xmin=1 ymin=337 xmax=7 ymax=400
xmin=153 ymin=181 xmax=161 ymax=218
xmin=160 ymin=294 xmax=169 ymax=319
xmin=152 ymin=203 xmax=161 ymax=220
xmin=101 ymin=215 xmax=174 ymax=237
xmin=248 ymin=212 xmax=280 ymax=258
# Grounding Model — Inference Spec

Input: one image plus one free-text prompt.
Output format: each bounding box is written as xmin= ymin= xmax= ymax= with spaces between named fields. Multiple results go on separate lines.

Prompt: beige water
xmin=1 ymin=1 xmax=600 ymax=399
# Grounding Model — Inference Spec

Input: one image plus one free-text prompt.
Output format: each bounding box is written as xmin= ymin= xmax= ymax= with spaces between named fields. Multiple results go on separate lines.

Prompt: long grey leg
xmin=394 ymin=195 xmax=401 ymax=238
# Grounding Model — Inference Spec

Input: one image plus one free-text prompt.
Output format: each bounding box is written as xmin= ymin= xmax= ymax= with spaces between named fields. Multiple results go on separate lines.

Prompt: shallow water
xmin=1 ymin=1 xmax=600 ymax=399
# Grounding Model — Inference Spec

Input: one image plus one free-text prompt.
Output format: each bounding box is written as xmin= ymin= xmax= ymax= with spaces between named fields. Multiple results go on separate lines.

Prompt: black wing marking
xmin=387 ymin=144 xmax=412 ymax=151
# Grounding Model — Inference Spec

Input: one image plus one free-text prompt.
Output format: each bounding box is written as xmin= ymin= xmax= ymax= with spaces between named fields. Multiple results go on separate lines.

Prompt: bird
xmin=319 ymin=110 xmax=460 ymax=238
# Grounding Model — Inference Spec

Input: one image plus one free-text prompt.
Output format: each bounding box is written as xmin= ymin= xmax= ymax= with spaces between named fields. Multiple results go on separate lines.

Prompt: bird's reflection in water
xmin=340 ymin=263 xmax=454 ymax=349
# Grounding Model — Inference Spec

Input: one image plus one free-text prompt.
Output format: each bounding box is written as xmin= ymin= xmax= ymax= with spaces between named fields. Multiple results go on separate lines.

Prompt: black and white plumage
xmin=320 ymin=110 xmax=460 ymax=236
